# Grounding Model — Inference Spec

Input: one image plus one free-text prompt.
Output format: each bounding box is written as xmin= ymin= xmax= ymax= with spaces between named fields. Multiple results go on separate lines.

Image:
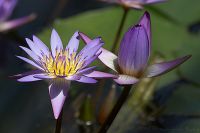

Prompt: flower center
xmin=42 ymin=49 xmax=84 ymax=77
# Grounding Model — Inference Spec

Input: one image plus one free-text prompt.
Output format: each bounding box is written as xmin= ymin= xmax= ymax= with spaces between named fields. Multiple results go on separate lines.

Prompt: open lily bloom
xmin=79 ymin=11 xmax=191 ymax=85
xmin=0 ymin=0 xmax=35 ymax=32
xmin=14 ymin=29 xmax=117 ymax=119
xmin=100 ymin=0 xmax=167 ymax=9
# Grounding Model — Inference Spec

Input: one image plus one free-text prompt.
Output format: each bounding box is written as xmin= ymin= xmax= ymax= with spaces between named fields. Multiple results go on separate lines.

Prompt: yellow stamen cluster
xmin=42 ymin=49 xmax=84 ymax=77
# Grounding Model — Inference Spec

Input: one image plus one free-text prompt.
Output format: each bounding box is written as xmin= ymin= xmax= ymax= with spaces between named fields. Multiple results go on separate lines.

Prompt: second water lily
xmin=80 ymin=11 xmax=191 ymax=85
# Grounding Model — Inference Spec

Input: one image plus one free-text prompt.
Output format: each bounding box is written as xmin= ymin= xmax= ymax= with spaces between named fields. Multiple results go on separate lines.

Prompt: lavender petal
xmin=51 ymin=29 xmax=63 ymax=57
xmin=146 ymin=0 xmax=167 ymax=4
xmin=49 ymin=79 xmax=70 ymax=119
xmin=16 ymin=56 xmax=44 ymax=70
xmin=114 ymin=74 xmax=139 ymax=85
xmin=25 ymin=38 xmax=43 ymax=58
xmin=79 ymin=38 xmax=104 ymax=61
xmin=66 ymin=31 xmax=79 ymax=54
xmin=76 ymin=76 xmax=97 ymax=83
xmin=98 ymin=48 xmax=118 ymax=72
xmin=12 ymin=70 xmax=42 ymax=79
xmin=79 ymin=32 xmax=118 ymax=72
xmin=19 ymin=46 xmax=40 ymax=62
xmin=82 ymin=51 xmax=101 ymax=68
xmin=33 ymin=73 xmax=55 ymax=79
xmin=17 ymin=74 xmax=43 ymax=82
xmin=79 ymin=32 xmax=103 ymax=56
xmin=84 ymin=71 xmax=118 ymax=79
xmin=76 ymin=66 xmax=96 ymax=75
xmin=0 ymin=14 xmax=36 ymax=32
xmin=118 ymin=25 xmax=149 ymax=76
xmin=65 ymin=75 xmax=81 ymax=80
xmin=123 ymin=1 xmax=143 ymax=9
xmin=146 ymin=55 xmax=191 ymax=78
xmin=33 ymin=35 xmax=49 ymax=56
xmin=139 ymin=11 xmax=151 ymax=51
xmin=79 ymin=32 xmax=92 ymax=44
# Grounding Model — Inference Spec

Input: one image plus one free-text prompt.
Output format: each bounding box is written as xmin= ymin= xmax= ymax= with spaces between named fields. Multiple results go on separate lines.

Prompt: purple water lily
xmin=0 ymin=0 xmax=36 ymax=32
xmin=101 ymin=0 xmax=167 ymax=9
xmin=79 ymin=11 xmax=191 ymax=85
xmin=14 ymin=29 xmax=117 ymax=119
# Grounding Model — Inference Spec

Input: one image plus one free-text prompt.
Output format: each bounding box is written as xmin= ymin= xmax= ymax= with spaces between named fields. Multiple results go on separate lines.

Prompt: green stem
xmin=98 ymin=85 xmax=132 ymax=133
xmin=55 ymin=109 xmax=63 ymax=133
xmin=111 ymin=7 xmax=129 ymax=54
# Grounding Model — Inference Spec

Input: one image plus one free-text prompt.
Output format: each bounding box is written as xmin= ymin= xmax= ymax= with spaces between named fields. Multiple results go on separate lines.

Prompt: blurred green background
xmin=0 ymin=0 xmax=200 ymax=133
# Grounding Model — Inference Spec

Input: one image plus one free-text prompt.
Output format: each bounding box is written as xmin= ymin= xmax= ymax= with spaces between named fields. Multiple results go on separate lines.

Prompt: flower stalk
xmin=111 ymin=7 xmax=129 ymax=53
xmin=55 ymin=109 xmax=63 ymax=133
xmin=98 ymin=85 xmax=132 ymax=133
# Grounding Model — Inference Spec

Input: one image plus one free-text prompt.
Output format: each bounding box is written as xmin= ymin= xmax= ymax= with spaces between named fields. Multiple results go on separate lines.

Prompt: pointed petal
xmin=118 ymin=25 xmax=149 ymax=76
xmin=114 ymin=75 xmax=139 ymax=85
xmin=33 ymin=35 xmax=49 ymax=56
xmin=79 ymin=32 xmax=118 ymax=72
xmin=12 ymin=70 xmax=42 ymax=79
xmin=33 ymin=73 xmax=55 ymax=79
xmin=79 ymin=32 xmax=92 ymax=44
xmin=123 ymin=1 xmax=143 ymax=9
xmin=25 ymin=38 xmax=43 ymax=58
xmin=76 ymin=66 xmax=96 ymax=75
xmin=19 ymin=46 xmax=40 ymax=62
xmin=65 ymin=75 xmax=81 ymax=80
xmin=17 ymin=74 xmax=43 ymax=82
xmin=84 ymin=71 xmax=118 ymax=79
xmin=79 ymin=32 xmax=103 ymax=56
xmin=82 ymin=51 xmax=101 ymax=68
xmin=146 ymin=0 xmax=167 ymax=4
xmin=98 ymin=48 xmax=118 ymax=72
xmin=146 ymin=55 xmax=191 ymax=78
xmin=16 ymin=56 xmax=43 ymax=70
xmin=49 ymin=79 xmax=70 ymax=119
xmin=66 ymin=31 xmax=80 ymax=54
xmin=80 ymin=37 xmax=103 ymax=51
xmin=139 ymin=11 xmax=151 ymax=50
xmin=51 ymin=29 xmax=63 ymax=57
xmin=0 ymin=14 xmax=36 ymax=32
xmin=76 ymin=76 xmax=97 ymax=83
xmin=79 ymin=38 xmax=104 ymax=61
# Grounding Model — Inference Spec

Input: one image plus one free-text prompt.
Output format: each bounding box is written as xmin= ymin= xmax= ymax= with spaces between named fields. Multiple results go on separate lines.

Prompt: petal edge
xmin=114 ymin=74 xmax=139 ymax=85
xmin=146 ymin=55 xmax=191 ymax=78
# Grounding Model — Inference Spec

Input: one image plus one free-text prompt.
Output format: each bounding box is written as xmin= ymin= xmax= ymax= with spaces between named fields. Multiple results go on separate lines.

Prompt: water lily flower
xmin=14 ymin=29 xmax=117 ymax=119
xmin=100 ymin=0 xmax=167 ymax=9
xmin=79 ymin=11 xmax=191 ymax=85
xmin=0 ymin=0 xmax=36 ymax=32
